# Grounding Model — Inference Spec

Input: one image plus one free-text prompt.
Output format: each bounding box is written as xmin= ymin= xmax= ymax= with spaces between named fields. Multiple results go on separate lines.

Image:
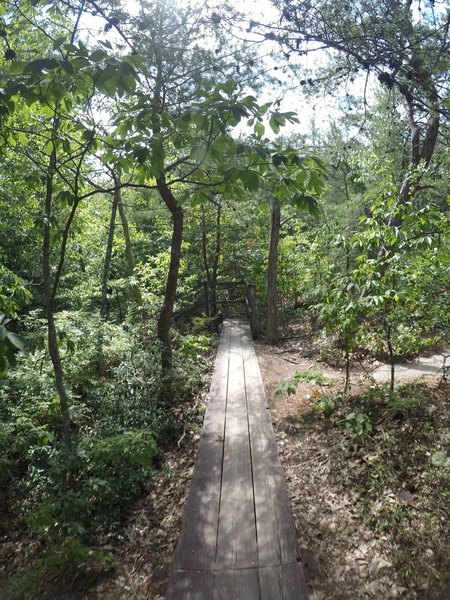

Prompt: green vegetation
xmin=0 ymin=0 xmax=448 ymax=596
xmin=315 ymin=384 xmax=449 ymax=594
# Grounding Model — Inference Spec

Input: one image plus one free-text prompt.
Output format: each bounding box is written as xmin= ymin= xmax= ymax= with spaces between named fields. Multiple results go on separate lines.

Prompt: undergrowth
xmin=313 ymin=382 xmax=450 ymax=597
xmin=0 ymin=312 xmax=217 ymax=599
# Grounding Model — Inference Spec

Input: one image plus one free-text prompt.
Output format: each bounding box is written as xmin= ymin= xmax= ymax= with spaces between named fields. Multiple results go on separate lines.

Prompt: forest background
xmin=0 ymin=0 xmax=449 ymax=597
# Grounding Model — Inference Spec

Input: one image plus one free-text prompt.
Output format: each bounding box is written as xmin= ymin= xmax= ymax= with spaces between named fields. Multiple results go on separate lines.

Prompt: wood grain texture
xmin=166 ymin=320 xmax=309 ymax=600
xmin=173 ymin=323 xmax=231 ymax=572
xmin=258 ymin=564 xmax=310 ymax=600
xmin=215 ymin=324 xmax=258 ymax=570
xmin=242 ymin=331 xmax=301 ymax=568
xmin=166 ymin=570 xmax=214 ymax=600
xmin=213 ymin=568 xmax=260 ymax=600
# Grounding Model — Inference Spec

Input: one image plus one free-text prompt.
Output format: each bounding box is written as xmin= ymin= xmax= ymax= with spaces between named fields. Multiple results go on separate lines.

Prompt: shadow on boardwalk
xmin=166 ymin=320 xmax=309 ymax=600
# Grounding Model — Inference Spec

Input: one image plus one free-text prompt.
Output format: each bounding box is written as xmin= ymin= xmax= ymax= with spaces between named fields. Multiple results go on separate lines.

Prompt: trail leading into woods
xmin=166 ymin=319 xmax=309 ymax=599
xmin=372 ymin=348 xmax=450 ymax=383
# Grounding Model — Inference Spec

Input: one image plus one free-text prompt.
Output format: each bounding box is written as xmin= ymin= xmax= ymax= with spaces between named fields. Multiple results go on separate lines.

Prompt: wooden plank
xmin=166 ymin=570 xmax=214 ymax=600
xmin=241 ymin=331 xmax=302 ymax=569
xmin=258 ymin=564 xmax=309 ymax=600
xmin=172 ymin=324 xmax=231 ymax=572
xmin=213 ymin=568 xmax=260 ymax=600
xmin=168 ymin=320 xmax=308 ymax=600
xmin=215 ymin=322 xmax=258 ymax=570
xmin=282 ymin=563 xmax=309 ymax=600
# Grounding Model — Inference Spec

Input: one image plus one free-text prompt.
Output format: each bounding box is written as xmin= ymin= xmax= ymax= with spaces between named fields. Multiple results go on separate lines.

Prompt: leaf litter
xmin=11 ymin=323 xmax=447 ymax=599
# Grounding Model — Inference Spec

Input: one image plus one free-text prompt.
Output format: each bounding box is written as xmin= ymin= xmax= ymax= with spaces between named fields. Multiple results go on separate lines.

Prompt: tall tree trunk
xmin=43 ymin=148 xmax=73 ymax=452
xmin=210 ymin=204 xmax=221 ymax=316
xmin=100 ymin=190 xmax=119 ymax=318
xmin=266 ymin=197 xmax=281 ymax=345
xmin=201 ymin=203 xmax=221 ymax=316
xmin=156 ymin=174 xmax=184 ymax=373
xmin=201 ymin=205 xmax=211 ymax=283
xmin=386 ymin=323 xmax=395 ymax=397
xmin=201 ymin=206 xmax=211 ymax=316
xmin=115 ymin=174 xmax=144 ymax=308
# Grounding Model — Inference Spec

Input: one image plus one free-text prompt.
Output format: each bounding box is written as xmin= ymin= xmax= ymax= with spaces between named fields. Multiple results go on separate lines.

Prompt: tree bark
xmin=43 ymin=147 xmax=73 ymax=452
xmin=210 ymin=204 xmax=221 ymax=316
xmin=201 ymin=203 xmax=222 ymax=316
xmin=100 ymin=190 xmax=119 ymax=318
xmin=156 ymin=174 xmax=184 ymax=373
xmin=266 ymin=197 xmax=281 ymax=345
xmin=115 ymin=177 xmax=144 ymax=308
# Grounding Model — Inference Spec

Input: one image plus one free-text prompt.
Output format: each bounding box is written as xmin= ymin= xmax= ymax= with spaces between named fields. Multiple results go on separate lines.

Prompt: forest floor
xmin=254 ymin=321 xmax=449 ymax=600
xmin=3 ymin=320 xmax=449 ymax=600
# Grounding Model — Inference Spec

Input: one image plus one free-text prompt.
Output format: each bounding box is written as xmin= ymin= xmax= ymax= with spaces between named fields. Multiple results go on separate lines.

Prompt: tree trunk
xmin=201 ymin=203 xmax=221 ymax=316
xmin=100 ymin=191 xmax=119 ymax=318
xmin=43 ymin=149 xmax=73 ymax=452
xmin=210 ymin=204 xmax=221 ymax=316
xmin=115 ymin=176 xmax=144 ymax=308
xmin=201 ymin=205 xmax=211 ymax=283
xmin=156 ymin=174 xmax=184 ymax=373
xmin=386 ymin=323 xmax=395 ymax=397
xmin=266 ymin=197 xmax=281 ymax=345
xmin=201 ymin=206 xmax=211 ymax=316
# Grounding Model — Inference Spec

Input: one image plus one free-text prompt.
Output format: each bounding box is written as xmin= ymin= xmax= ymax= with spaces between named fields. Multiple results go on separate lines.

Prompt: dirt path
xmin=255 ymin=343 xmax=401 ymax=599
xmin=255 ymin=340 xmax=449 ymax=600
xmin=372 ymin=348 xmax=449 ymax=383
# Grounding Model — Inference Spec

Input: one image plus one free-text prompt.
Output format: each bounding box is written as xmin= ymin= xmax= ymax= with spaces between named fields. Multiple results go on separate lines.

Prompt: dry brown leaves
xmin=256 ymin=339 xmax=449 ymax=600
xmin=78 ymin=405 xmax=205 ymax=600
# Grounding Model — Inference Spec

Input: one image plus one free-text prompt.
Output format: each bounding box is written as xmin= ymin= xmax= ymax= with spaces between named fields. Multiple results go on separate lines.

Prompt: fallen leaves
xmin=257 ymin=343 xmax=450 ymax=600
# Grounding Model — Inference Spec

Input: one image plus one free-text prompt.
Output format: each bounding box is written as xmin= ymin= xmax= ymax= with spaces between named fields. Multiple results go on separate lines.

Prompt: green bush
xmin=23 ymin=430 xmax=157 ymax=541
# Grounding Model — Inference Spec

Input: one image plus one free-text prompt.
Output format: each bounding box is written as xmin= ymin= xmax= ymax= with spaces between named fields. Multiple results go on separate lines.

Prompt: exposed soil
xmin=3 ymin=322 xmax=448 ymax=599
xmin=254 ymin=323 xmax=450 ymax=600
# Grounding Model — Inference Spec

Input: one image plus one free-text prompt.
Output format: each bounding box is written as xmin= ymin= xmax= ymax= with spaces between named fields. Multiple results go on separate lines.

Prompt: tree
xmin=266 ymin=195 xmax=281 ymax=343
xmin=96 ymin=0 xmax=318 ymax=372
xmin=266 ymin=0 xmax=450 ymax=201
xmin=0 ymin=0 xmax=108 ymax=449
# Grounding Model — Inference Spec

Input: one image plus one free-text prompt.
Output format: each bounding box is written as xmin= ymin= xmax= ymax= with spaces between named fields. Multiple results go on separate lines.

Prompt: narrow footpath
xmin=166 ymin=320 xmax=309 ymax=600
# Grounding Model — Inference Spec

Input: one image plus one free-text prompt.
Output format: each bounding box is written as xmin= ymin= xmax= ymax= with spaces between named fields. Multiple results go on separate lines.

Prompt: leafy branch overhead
xmin=0 ymin=1 xmax=448 ymax=596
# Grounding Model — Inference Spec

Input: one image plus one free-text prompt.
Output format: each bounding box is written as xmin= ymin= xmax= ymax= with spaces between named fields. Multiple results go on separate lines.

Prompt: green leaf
xmin=308 ymin=170 xmax=323 ymax=194
xmin=269 ymin=115 xmax=280 ymax=134
xmin=272 ymin=153 xmax=286 ymax=167
xmin=57 ymin=190 xmax=75 ymax=206
xmin=6 ymin=331 xmax=26 ymax=351
xmin=254 ymin=121 xmax=265 ymax=138
xmin=95 ymin=65 xmax=118 ymax=95
xmin=120 ymin=74 xmax=136 ymax=94
xmin=134 ymin=146 xmax=149 ymax=164
xmin=59 ymin=59 xmax=74 ymax=75
xmin=25 ymin=58 xmax=59 ymax=74
xmin=8 ymin=60 xmax=27 ymax=74
xmin=240 ymin=170 xmax=260 ymax=192
xmin=223 ymin=167 xmax=238 ymax=181
xmin=291 ymin=193 xmax=320 ymax=217
xmin=82 ymin=129 xmax=95 ymax=142
xmin=90 ymin=49 xmax=108 ymax=62
xmin=53 ymin=36 xmax=66 ymax=50
xmin=98 ymin=40 xmax=113 ymax=50
xmin=119 ymin=60 xmax=137 ymax=77
xmin=190 ymin=144 xmax=207 ymax=162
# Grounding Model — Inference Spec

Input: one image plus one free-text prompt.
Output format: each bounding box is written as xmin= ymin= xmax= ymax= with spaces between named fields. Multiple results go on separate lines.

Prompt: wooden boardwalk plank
xmin=215 ymin=326 xmax=258 ymax=570
xmin=241 ymin=328 xmax=301 ymax=568
xmin=166 ymin=570 xmax=214 ymax=600
xmin=259 ymin=564 xmax=309 ymax=600
xmin=213 ymin=568 xmax=260 ymax=600
xmin=173 ymin=323 xmax=231 ymax=572
xmin=166 ymin=320 xmax=308 ymax=600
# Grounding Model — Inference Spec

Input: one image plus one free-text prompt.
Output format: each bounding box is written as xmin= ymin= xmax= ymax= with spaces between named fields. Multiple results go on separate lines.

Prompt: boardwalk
xmin=166 ymin=320 xmax=309 ymax=600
